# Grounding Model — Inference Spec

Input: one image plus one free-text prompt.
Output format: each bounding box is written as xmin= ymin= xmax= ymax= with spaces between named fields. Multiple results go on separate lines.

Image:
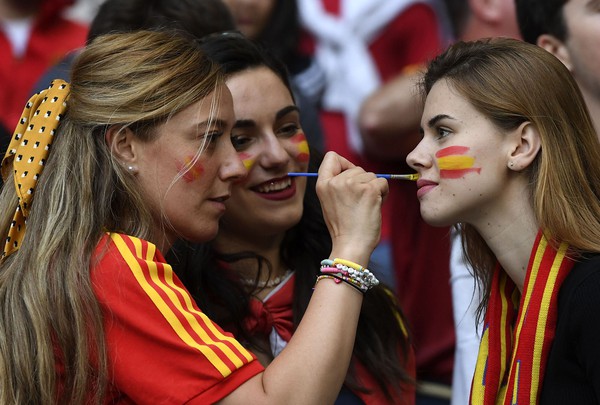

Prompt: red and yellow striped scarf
xmin=470 ymin=231 xmax=575 ymax=404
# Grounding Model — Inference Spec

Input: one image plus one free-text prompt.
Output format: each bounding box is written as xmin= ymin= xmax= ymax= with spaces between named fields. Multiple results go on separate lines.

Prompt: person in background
xmin=220 ymin=0 xmax=325 ymax=153
xmin=0 ymin=29 xmax=388 ymax=404
xmin=408 ymin=37 xmax=600 ymax=404
xmin=0 ymin=0 xmax=87 ymax=156
xmin=63 ymin=0 xmax=104 ymax=24
xmin=31 ymin=0 xmax=236 ymax=95
xmin=170 ymin=32 xmax=416 ymax=405
xmin=515 ymin=0 xmax=600 ymax=133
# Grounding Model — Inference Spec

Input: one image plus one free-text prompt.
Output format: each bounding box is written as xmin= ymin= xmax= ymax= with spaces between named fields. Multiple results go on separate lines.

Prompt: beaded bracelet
xmin=316 ymin=274 xmax=364 ymax=293
xmin=315 ymin=258 xmax=380 ymax=293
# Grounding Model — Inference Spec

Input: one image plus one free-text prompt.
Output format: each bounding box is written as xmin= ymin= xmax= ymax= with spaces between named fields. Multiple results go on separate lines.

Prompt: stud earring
xmin=509 ymin=162 xmax=514 ymax=168
xmin=128 ymin=166 xmax=134 ymax=171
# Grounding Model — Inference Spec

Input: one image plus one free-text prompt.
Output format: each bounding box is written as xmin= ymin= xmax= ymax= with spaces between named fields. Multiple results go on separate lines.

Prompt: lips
xmin=209 ymin=194 xmax=230 ymax=203
xmin=207 ymin=194 xmax=229 ymax=214
xmin=251 ymin=176 xmax=297 ymax=201
xmin=416 ymin=178 xmax=438 ymax=198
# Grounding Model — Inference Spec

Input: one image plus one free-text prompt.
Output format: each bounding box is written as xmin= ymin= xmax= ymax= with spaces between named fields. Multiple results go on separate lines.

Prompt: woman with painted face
xmin=0 ymin=30 xmax=389 ymax=404
xmin=170 ymin=34 xmax=416 ymax=405
xmin=407 ymin=37 xmax=600 ymax=404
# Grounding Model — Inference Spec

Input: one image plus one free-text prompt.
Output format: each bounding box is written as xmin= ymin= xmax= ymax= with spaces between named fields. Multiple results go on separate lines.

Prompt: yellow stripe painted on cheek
xmin=437 ymin=155 xmax=475 ymax=170
xmin=242 ymin=158 xmax=255 ymax=171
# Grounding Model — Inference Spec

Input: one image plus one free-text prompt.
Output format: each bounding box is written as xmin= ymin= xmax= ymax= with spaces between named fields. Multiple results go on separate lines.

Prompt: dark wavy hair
xmin=515 ymin=0 xmax=568 ymax=44
xmin=169 ymin=34 xmax=414 ymax=401
xmin=87 ymin=0 xmax=235 ymax=44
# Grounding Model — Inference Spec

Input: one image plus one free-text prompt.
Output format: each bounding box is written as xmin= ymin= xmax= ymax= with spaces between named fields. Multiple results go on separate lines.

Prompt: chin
xmin=420 ymin=209 xmax=455 ymax=228
xmin=186 ymin=227 xmax=219 ymax=244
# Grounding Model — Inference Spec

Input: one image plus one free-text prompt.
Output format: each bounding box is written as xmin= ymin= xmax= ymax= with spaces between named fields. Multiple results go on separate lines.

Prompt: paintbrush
xmin=287 ymin=172 xmax=419 ymax=181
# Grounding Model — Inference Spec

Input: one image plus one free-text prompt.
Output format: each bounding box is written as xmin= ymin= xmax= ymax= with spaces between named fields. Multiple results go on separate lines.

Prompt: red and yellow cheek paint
xmin=238 ymin=152 xmax=256 ymax=171
xmin=436 ymin=146 xmax=481 ymax=179
xmin=176 ymin=155 xmax=205 ymax=183
xmin=290 ymin=132 xmax=310 ymax=163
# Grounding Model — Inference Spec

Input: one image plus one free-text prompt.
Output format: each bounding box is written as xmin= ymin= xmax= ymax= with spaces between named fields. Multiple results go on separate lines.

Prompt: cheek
xmin=238 ymin=152 xmax=256 ymax=171
xmin=176 ymin=155 xmax=205 ymax=183
xmin=436 ymin=145 xmax=481 ymax=179
xmin=290 ymin=133 xmax=310 ymax=163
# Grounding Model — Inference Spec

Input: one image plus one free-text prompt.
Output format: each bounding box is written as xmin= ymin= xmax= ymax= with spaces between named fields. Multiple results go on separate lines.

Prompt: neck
xmin=470 ymin=180 xmax=538 ymax=291
xmin=212 ymin=230 xmax=287 ymax=280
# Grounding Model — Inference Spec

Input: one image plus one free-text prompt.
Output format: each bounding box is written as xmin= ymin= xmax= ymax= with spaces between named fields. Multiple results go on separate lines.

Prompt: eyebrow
xmin=420 ymin=114 xmax=457 ymax=134
xmin=187 ymin=118 xmax=229 ymax=133
xmin=275 ymin=105 xmax=300 ymax=121
xmin=427 ymin=114 xmax=456 ymax=128
xmin=233 ymin=118 xmax=255 ymax=129
xmin=232 ymin=105 xmax=300 ymax=129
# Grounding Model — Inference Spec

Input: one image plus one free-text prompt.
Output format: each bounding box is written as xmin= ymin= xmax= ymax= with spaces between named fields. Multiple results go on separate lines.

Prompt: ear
xmin=537 ymin=34 xmax=573 ymax=71
xmin=105 ymin=125 xmax=139 ymax=172
xmin=507 ymin=122 xmax=541 ymax=171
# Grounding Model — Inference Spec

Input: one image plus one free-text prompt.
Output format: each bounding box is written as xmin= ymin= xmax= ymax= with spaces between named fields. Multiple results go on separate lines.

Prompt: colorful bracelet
xmin=315 ymin=274 xmax=364 ymax=293
xmin=316 ymin=258 xmax=380 ymax=293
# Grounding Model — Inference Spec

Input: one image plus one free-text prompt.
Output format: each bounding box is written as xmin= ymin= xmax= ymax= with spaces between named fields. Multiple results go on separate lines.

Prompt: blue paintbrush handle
xmin=287 ymin=172 xmax=419 ymax=181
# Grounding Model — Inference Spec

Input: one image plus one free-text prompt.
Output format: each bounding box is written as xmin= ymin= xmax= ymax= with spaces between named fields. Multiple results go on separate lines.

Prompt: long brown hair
xmin=0 ymin=30 xmax=223 ymax=404
xmin=420 ymin=38 xmax=600 ymax=317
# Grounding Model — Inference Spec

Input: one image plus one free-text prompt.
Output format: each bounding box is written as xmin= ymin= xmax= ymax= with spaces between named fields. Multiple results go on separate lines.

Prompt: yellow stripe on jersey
xmin=111 ymin=234 xmax=250 ymax=376
xmin=140 ymin=238 xmax=254 ymax=363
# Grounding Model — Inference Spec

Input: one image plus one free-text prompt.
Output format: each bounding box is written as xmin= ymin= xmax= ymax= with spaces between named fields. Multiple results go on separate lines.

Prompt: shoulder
xmin=559 ymin=254 xmax=600 ymax=322
xmin=93 ymin=233 xmax=163 ymax=264
xmin=563 ymin=254 xmax=600 ymax=293
xmin=91 ymin=233 xmax=167 ymax=292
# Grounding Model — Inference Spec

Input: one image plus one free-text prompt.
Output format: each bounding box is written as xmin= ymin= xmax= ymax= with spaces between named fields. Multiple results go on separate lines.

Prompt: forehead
xmin=156 ymin=85 xmax=234 ymax=134
xmin=422 ymin=80 xmax=476 ymax=121
xmin=563 ymin=0 xmax=599 ymax=17
xmin=226 ymin=67 xmax=294 ymax=113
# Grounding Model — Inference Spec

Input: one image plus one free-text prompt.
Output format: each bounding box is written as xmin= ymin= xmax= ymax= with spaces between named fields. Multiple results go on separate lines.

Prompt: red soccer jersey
xmin=89 ymin=233 xmax=263 ymax=403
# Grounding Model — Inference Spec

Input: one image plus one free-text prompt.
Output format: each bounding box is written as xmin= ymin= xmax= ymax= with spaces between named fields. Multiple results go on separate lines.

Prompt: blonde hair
xmin=420 ymin=38 xmax=600 ymax=315
xmin=0 ymin=30 xmax=223 ymax=404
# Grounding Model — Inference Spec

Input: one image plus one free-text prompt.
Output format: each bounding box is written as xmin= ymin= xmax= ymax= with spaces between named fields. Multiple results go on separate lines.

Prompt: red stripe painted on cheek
xmin=177 ymin=157 xmax=205 ymax=183
xmin=440 ymin=168 xmax=482 ymax=179
xmin=435 ymin=145 xmax=470 ymax=158
xmin=238 ymin=152 xmax=255 ymax=171
xmin=290 ymin=133 xmax=306 ymax=143
xmin=291 ymin=132 xmax=310 ymax=163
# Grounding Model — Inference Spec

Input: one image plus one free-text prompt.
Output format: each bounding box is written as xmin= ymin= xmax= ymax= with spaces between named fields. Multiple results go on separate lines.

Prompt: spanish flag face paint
xmin=176 ymin=155 xmax=205 ymax=183
xmin=436 ymin=145 xmax=481 ymax=179
xmin=238 ymin=152 xmax=256 ymax=171
xmin=290 ymin=132 xmax=310 ymax=163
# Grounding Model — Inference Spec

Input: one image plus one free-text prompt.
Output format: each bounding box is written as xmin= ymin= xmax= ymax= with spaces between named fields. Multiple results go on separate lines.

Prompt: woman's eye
xmin=203 ymin=131 xmax=223 ymax=147
xmin=231 ymin=134 xmax=252 ymax=151
xmin=436 ymin=127 xmax=451 ymax=140
xmin=278 ymin=124 xmax=300 ymax=137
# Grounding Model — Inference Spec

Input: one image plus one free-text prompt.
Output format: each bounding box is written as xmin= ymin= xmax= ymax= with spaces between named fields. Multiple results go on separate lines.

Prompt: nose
xmin=219 ymin=139 xmax=247 ymax=182
xmin=406 ymin=140 xmax=431 ymax=172
xmin=258 ymin=133 xmax=289 ymax=169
